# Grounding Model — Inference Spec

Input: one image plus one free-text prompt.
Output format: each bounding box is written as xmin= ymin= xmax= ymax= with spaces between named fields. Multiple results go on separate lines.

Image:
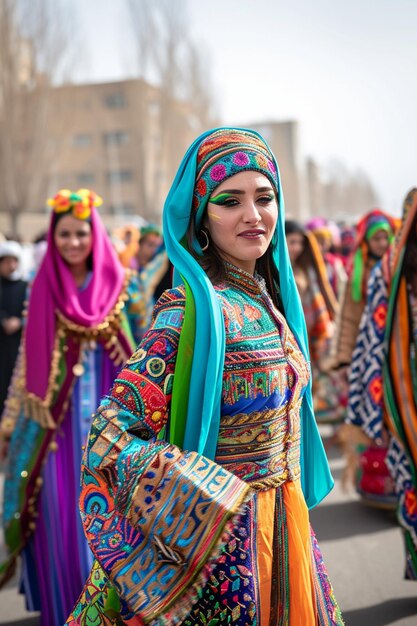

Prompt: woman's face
xmin=286 ymin=232 xmax=305 ymax=263
xmin=138 ymin=233 xmax=163 ymax=265
xmin=204 ymin=170 xmax=278 ymax=274
xmin=54 ymin=214 xmax=93 ymax=267
xmin=315 ymin=232 xmax=331 ymax=253
xmin=367 ymin=229 xmax=390 ymax=258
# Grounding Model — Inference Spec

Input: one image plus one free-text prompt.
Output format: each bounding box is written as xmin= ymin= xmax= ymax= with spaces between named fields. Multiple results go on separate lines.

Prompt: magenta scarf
xmin=25 ymin=208 xmax=126 ymax=400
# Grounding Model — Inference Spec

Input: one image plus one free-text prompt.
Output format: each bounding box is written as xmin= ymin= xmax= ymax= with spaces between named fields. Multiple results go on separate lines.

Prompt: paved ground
xmin=1 ymin=428 xmax=417 ymax=625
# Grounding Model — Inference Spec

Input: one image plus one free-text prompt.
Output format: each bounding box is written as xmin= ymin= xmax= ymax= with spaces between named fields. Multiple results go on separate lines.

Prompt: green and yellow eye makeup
xmin=209 ymin=192 xmax=235 ymax=205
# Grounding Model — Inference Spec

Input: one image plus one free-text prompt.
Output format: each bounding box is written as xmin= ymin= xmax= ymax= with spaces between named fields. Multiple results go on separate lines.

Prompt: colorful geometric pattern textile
xmin=67 ymin=266 xmax=343 ymax=625
xmin=346 ymin=263 xmax=388 ymax=442
xmin=347 ymin=188 xmax=417 ymax=580
xmin=296 ymin=255 xmax=342 ymax=424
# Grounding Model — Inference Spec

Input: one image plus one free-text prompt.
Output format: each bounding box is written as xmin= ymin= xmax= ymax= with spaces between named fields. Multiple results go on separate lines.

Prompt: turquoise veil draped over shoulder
xmin=162 ymin=127 xmax=333 ymax=509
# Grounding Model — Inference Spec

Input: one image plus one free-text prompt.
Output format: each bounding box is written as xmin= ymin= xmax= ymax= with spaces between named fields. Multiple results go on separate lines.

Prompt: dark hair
xmin=33 ymin=230 xmax=48 ymax=244
xmin=403 ymin=214 xmax=417 ymax=283
xmin=186 ymin=213 xmax=283 ymax=311
xmin=285 ymin=219 xmax=305 ymax=236
xmin=52 ymin=210 xmax=92 ymax=232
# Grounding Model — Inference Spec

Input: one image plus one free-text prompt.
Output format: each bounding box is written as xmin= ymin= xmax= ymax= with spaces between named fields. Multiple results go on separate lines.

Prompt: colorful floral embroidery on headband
xmin=47 ymin=188 xmax=103 ymax=221
xmin=192 ymin=129 xmax=279 ymax=228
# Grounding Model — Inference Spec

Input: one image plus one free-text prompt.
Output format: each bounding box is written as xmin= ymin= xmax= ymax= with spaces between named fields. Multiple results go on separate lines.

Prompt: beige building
xmin=306 ymin=155 xmax=378 ymax=223
xmin=1 ymin=76 xmax=378 ymax=238
xmin=43 ymin=79 xmax=207 ymax=219
xmin=1 ymin=81 xmax=314 ymax=237
xmin=246 ymin=122 xmax=378 ymax=224
xmin=1 ymin=78 xmax=209 ymax=237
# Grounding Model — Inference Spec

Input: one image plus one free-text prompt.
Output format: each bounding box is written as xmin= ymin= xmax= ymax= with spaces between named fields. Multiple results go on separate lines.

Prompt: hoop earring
xmin=200 ymin=229 xmax=210 ymax=252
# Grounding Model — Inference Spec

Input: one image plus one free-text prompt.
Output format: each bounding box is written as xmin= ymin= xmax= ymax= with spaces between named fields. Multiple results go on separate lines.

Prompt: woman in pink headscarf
xmin=0 ymin=190 xmax=140 ymax=626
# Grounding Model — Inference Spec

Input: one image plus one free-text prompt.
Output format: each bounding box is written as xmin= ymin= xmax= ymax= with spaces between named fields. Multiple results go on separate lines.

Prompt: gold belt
xmin=216 ymin=403 xmax=301 ymax=491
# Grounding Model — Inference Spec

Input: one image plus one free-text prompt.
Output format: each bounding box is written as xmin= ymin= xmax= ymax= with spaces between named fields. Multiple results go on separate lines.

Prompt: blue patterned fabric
xmin=346 ymin=262 xmax=388 ymax=442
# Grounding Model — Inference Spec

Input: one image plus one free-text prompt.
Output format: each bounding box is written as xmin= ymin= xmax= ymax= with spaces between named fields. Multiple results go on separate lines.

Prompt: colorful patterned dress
xmin=347 ymin=252 xmax=417 ymax=576
xmin=67 ymin=265 xmax=343 ymax=625
xmin=293 ymin=262 xmax=344 ymax=424
xmin=0 ymin=273 xmax=141 ymax=626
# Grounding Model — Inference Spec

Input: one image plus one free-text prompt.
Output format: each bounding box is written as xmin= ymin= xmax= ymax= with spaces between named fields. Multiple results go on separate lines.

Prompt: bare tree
xmin=0 ymin=0 xmax=73 ymax=235
xmin=186 ymin=41 xmax=218 ymax=131
xmin=124 ymin=0 xmax=216 ymax=216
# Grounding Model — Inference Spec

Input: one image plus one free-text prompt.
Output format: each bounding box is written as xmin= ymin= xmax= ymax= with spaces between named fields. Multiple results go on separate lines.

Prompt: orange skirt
xmin=257 ymin=480 xmax=341 ymax=625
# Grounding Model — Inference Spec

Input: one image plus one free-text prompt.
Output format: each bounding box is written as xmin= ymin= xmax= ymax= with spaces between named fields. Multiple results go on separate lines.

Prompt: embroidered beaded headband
xmin=192 ymin=129 xmax=279 ymax=230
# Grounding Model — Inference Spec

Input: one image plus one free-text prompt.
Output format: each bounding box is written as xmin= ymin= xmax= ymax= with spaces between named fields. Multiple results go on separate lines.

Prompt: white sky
xmin=73 ymin=0 xmax=417 ymax=216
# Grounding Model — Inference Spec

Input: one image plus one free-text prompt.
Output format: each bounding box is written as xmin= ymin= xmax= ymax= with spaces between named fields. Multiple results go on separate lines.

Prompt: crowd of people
xmin=0 ymin=127 xmax=415 ymax=625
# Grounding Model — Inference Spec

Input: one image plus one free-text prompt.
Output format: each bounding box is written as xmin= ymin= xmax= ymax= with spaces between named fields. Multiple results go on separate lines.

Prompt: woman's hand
xmin=2 ymin=316 xmax=22 ymax=335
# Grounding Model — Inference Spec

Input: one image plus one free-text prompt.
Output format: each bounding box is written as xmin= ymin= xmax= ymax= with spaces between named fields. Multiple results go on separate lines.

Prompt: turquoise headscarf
xmin=162 ymin=127 xmax=333 ymax=509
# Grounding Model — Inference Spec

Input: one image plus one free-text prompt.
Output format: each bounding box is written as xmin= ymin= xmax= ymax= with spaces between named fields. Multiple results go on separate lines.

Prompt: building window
xmin=108 ymin=203 xmax=136 ymax=215
xmin=77 ymin=172 xmax=95 ymax=186
xmin=148 ymin=100 xmax=160 ymax=115
xmin=155 ymin=168 xmax=164 ymax=183
xmin=107 ymin=170 xmax=133 ymax=184
xmin=73 ymin=134 xmax=92 ymax=146
xmin=104 ymin=93 xmax=126 ymax=108
xmin=103 ymin=131 xmax=130 ymax=146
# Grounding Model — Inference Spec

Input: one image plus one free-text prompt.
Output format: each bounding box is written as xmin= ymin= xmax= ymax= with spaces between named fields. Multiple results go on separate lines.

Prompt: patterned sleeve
xmin=69 ymin=287 xmax=252 ymax=625
xmin=346 ymin=263 xmax=388 ymax=442
xmin=123 ymin=270 xmax=146 ymax=346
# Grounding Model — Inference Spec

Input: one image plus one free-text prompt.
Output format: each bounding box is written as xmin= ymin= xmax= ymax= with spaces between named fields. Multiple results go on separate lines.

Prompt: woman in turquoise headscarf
xmin=67 ymin=129 xmax=343 ymax=625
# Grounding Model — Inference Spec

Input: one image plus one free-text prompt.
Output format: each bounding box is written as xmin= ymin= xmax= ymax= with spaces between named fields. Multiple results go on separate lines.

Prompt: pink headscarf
xmin=25 ymin=207 xmax=126 ymax=400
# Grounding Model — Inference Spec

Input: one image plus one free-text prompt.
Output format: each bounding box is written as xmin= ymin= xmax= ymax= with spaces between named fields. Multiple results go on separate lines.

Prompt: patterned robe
xmin=67 ymin=266 xmax=343 ymax=625
xmin=0 ymin=274 xmax=141 ymax=626
xmin=347 ymin=260 xmax=417 ymax=578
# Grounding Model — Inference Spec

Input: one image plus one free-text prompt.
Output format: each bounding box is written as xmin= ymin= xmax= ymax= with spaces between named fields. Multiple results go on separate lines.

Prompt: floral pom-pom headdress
xmin=47 ymin=188 xmax=103 ymax=221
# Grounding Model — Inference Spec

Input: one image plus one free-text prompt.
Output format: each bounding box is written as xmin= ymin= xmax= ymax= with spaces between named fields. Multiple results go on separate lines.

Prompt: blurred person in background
xmin=306 ymin=217 xmax=347 ymax=299
xmin=137 ymin=223 xmax=163 ymax=271
xmin=67 ymin=128 xmax=342 ymax=625
xmin=22 ymin=231 xmax=49 ymax=283
xmin=114 ymin=224 xmax=140 ymax=270
xmin=136 ymin=223 xmax=169 ymax=338
xmin=285 ymin=219 xmax=345 ymax=423
xmin=332 ymin=209 xmax=395 ymax=370
xmin=344 ymin=188 xmax=417 ymax=574
xmin=0 ymin=241 xmax=27 ymax=415
xmin=338 ymin=225 xmax=356 ymax=268
xmin=0 ymin=189 xmax=142 ymax=626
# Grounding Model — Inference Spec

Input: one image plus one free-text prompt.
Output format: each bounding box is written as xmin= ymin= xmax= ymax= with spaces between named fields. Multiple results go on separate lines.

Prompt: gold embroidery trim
xmin=0 ymin=270 xmax=133 ymax=435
